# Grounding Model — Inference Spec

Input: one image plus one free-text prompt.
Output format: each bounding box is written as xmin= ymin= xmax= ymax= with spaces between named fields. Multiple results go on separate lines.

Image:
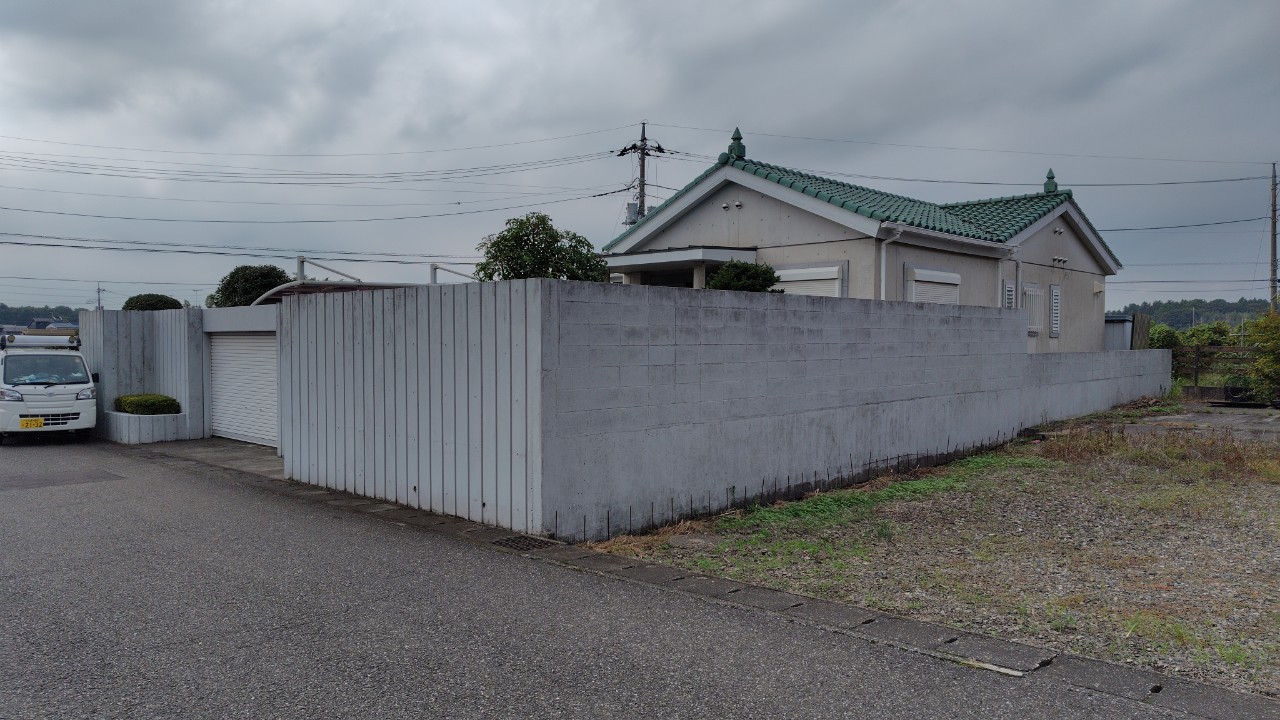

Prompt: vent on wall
xmin=1002 ymin=280 xmax=1016 ymax=309
xmin=1050 ymin=285 xmax=1062 ymax=338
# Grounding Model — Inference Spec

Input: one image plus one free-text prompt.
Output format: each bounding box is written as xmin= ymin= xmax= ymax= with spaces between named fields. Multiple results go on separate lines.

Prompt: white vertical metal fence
xmin=279 ymin=281 xmax=543 ymax=533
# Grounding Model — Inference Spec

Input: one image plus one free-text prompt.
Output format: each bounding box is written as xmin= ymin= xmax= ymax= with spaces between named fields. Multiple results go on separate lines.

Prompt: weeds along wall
xmin=277 ymin=280 xmax=1169 ymax=541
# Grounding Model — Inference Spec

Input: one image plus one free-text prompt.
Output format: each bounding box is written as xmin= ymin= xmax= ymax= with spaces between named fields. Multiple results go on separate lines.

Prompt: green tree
xmin=706 ymin=260 xmax=781 ymax=292
xmin=121 ymin=293 xmax=183 ymax=311
xmin=1246 ymin=312 xmax=1280 ymax=402
xmin=474 ymin=212 xmax=607 ymax=282
xmin=206 ymin=265 xmax=292 ymax=307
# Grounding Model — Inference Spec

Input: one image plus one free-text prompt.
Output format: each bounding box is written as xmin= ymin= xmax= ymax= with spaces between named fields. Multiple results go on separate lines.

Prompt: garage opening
xmin=209 ymin=333 xmax=278 ymax=447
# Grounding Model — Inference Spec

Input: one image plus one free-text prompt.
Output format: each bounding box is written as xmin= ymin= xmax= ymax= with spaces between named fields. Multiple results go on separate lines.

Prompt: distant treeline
xmin=1115 ymin=298 xmax=1271 ymax=330
xmin=0 ymin=304 xmax=87 ymax=327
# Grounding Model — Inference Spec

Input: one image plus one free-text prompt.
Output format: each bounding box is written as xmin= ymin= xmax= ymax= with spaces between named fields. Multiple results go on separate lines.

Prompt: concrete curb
xmin=125 ymin=444 xmax=1278 ymax=720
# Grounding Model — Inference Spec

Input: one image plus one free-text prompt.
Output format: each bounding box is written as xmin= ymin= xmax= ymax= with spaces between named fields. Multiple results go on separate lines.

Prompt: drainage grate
xmin=491 ymin=535 xmax=560 ymax=552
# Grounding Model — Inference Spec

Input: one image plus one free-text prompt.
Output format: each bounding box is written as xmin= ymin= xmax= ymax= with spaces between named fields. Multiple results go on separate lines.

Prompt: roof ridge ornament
xmin=1044 ymin=168 xmax=1058 ymax=193
xmin=727 ymin=127 xmax=746 ymax=159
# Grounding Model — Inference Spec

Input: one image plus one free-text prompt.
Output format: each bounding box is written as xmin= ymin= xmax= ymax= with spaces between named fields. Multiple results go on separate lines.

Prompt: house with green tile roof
xmin=603 ymin=129 xmax=1121 ymax=352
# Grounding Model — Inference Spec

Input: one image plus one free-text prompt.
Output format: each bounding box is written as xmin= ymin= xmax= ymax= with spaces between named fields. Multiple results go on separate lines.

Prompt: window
xmin=1049 ymin=284 xmax=1062 ymax=338
xmin=907 ymin=268 xmax=961 ymax=305
xmin=1002 ymin=280 xmax=1016 ymax=309
xmin=3 ymin=354 xmax=90 ymax=385
xmin=1023 ymin=283 xmax=1043 ymax=334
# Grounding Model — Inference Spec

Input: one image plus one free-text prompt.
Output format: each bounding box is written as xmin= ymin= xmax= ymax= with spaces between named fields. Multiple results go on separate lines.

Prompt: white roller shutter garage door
xmin=209 ymin=333 xmax=279 ymax=447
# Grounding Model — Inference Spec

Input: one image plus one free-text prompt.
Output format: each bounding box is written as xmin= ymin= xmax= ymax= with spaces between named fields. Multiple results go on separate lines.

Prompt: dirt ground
xmin=597 ymin=402 xmax=1280 ymax=698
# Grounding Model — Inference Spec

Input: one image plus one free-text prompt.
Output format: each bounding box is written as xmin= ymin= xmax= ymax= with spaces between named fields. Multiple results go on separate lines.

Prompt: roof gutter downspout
xmin=879 ymin=224 xmax=905 ymax=301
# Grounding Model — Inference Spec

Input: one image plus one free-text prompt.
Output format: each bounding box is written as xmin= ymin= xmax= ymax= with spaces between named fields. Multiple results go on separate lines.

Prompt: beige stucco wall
xmin=641 ymin=185 xmax=866 ymax=251
xmin=880 ymin=241 xmax=1002 ymax=307
xmin=756 ymin=238 xmax=877 ymax=298
xmin=999 ymin=218 xmax=1109 ymax=352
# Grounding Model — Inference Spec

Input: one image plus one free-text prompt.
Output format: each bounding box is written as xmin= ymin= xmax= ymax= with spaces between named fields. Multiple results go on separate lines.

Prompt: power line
xmin=1124 ymin=261 xmax=1269 ymax=267
xmin=0 ymin=124 xmax=638 ymax=158
xmin=0 ymin=185 xmax=631 ymax=224
xmin=1109 ymin=278 xmax=1268 ymax=285
xmin=0 ymin=182 xmax=613 ymax=208
xmin=0 ymin=151 xmax=615 ymax=187
xmin=0 ymin=232 xmax=477 ymax=260
xmin=0 ymin=274 xmax=213 ymax=286
xmin=650 ymin=122 xmax=1271 ymax=165
xmin=1100 ymin=217 xmax=1269 ymax=232
xmin=0 ymin=235 xmax=474 ymax=266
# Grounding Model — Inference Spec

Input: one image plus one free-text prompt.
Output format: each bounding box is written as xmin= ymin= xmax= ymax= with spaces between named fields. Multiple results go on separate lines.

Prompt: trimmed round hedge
xmin=114 ymin=394 xmax=181 ymax=415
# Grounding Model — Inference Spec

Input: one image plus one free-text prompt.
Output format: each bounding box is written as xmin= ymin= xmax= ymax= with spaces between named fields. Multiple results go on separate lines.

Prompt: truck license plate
xmin=19 ymin=418 xmax=44 ymax=429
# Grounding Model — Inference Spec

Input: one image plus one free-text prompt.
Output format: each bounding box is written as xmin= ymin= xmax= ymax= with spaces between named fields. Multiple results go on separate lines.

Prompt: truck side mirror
xmin=92 ymin=373 xmax=100 ymax=383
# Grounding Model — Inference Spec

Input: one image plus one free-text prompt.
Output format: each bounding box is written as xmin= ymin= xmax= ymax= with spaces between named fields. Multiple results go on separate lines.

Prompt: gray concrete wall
xmin=203 ymin=305 xmax=278 ymax=333
xmin=79 ymin=308 xmax=206 ymax=440
xmin=536 ymin=281 xmax=1169 ymax=541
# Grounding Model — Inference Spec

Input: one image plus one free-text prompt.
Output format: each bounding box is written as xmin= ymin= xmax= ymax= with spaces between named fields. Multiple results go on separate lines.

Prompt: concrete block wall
xmin=272 ymin=280 xmax=1169 ymax=542
xmin=536 ymin=281 xmax=1170 ymax=541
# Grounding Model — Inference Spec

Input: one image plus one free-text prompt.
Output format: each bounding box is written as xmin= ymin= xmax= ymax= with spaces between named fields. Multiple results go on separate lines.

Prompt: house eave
xmin=605 ymin=246 xmax=758 ymax=273
xmin=879 ymin=223 xmax=1014 ymax=259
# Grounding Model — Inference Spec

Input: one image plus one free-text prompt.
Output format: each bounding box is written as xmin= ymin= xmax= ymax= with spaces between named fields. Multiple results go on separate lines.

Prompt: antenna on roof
xmin=617 ymin=121 xmax=666 ymax=225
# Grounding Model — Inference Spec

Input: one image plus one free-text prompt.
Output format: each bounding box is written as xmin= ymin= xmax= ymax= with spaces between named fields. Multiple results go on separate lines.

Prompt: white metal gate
xmin=209 ymin=333 xmax=279 ymax=447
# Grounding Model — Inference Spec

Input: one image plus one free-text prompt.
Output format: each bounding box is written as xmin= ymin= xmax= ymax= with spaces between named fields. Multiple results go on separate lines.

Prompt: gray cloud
xmin=0 ymin=0 xmax=1276 ymax=309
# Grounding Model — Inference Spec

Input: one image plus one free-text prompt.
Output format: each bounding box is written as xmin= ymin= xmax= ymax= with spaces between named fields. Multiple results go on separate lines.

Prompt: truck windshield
xmin=3 ymin=355 xmax=90 ymax=385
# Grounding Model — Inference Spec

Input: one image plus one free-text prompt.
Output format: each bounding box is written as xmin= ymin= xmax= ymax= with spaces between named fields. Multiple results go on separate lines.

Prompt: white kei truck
xmin=0 ymin=333 xmax=97 ymax=444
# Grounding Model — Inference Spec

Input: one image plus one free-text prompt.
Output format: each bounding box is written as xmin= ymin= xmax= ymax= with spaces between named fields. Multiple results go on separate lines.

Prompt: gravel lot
xmin=598 ymin=405 xmax=1280 ymax=698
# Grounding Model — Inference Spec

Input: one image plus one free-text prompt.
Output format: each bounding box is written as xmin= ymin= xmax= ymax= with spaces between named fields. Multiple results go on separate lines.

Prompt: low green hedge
xmin=114 ymin=394 xmax=181 ymax=415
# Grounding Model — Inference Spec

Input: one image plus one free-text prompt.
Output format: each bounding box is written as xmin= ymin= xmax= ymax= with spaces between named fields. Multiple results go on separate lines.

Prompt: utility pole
xmin=617 ymin=122 xmax=665 ymax=224
xmin=1271 ymin=161 xmax=1277 ymax=312
xmin=96 ymin=282 xmax=103 ymax=311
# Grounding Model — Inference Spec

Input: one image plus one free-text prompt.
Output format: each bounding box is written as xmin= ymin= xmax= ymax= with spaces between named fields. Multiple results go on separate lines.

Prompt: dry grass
xmin=599 ymin=425 xmax=1280 ymax=697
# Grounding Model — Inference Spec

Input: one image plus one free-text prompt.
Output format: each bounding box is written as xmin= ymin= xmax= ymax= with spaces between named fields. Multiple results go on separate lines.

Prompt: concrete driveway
xmin=1125 ymin=403 xmax=1280 ymax=440
xmin=0 ymin=436 xmax=1267 ymax=719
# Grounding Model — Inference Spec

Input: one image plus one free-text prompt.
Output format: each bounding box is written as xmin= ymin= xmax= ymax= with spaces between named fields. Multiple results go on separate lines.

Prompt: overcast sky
xmin=1 ymin=0 xmax=1277 ymax=310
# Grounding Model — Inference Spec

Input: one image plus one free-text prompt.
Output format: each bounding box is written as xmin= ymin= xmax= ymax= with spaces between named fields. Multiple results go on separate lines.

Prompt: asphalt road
xmin=1 ymin=439 xmax=1190 ymax=719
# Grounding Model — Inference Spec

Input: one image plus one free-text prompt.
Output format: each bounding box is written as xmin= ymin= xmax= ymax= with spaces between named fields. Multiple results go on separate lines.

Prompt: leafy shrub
xmin=115 ymin=394 xmax=181 ymax=415
xmin=121 ymin=293 xmax=183 ymax=311
xmin=1179 ymin=321 xmax=1232 ymax=347
xmin=1148 ymin=323 xmax=1180 ymax=350
xmin=706 ymin=260 xmax=781 ymax=292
